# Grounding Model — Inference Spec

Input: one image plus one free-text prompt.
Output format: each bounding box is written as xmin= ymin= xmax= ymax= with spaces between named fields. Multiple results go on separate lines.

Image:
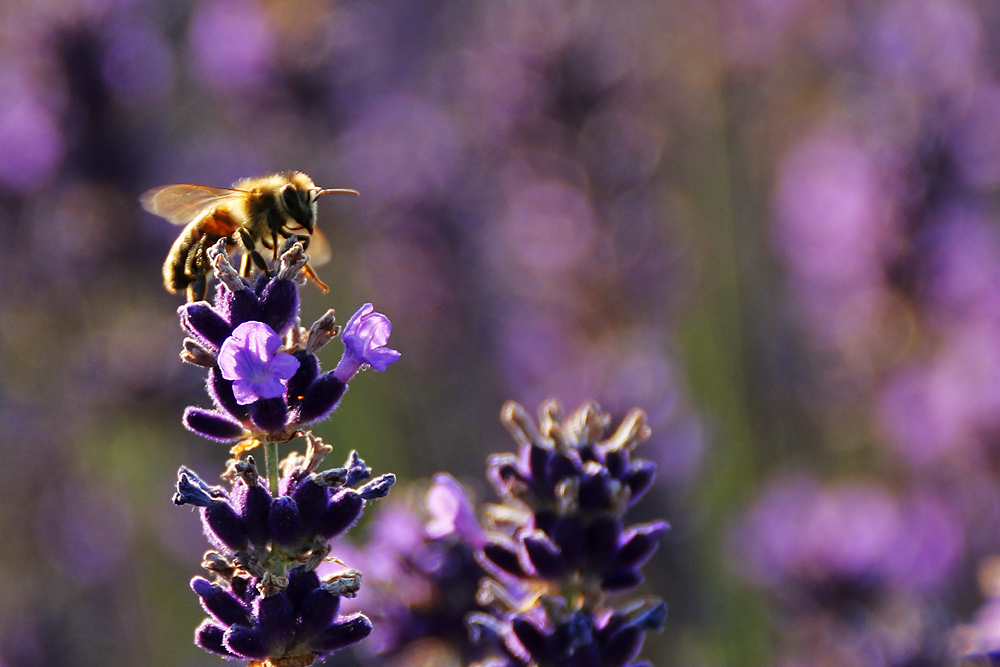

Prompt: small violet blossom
xmin=218 ymin=321 xmax=300 ymax=405
xmin=334 ymin=303 xmax=401 ymax=383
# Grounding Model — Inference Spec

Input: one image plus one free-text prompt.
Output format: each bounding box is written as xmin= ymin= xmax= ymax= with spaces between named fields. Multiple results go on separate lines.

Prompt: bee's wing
xmin=140 ymin=184 xmax=247 ymax=225
xmin=306 ymin=227 xmax=332 ymax=266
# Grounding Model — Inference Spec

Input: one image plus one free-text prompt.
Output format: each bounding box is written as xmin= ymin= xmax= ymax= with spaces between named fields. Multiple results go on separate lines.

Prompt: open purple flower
xmin=218 ymin=321 xmax=300 ymax=405
xmin=333 ymin=303 xmax=401 ymax=383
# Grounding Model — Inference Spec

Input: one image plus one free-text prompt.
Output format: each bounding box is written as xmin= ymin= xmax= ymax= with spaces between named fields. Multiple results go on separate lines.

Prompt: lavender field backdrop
xmin=2 ymin=0 xmax=1000 ymax=665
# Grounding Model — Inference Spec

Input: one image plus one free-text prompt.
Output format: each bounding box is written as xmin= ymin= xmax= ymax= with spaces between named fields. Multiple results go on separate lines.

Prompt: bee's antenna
xmin=315 ymin=188 xmax=360 ymax=197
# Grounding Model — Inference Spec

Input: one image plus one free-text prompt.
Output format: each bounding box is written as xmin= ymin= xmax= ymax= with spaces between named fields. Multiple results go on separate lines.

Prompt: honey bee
xmin=141 ymin=171 xmax=358 ymax=301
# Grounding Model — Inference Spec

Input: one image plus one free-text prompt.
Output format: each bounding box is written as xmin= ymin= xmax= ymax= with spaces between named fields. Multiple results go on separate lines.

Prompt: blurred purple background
xmin=5 ymin=0 xmax=1000 ymax=665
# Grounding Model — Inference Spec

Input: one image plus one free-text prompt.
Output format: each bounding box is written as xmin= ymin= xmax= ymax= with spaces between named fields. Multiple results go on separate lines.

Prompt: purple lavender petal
xmin=219 ymin=321 xmax=299 ymax=405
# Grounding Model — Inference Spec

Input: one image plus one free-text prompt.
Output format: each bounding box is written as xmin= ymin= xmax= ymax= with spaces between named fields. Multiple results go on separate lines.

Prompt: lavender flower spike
xmin=218 ymin=321 xmax=300 ymax=405
xmin=333 ymin=303 xmax=401 ymax=383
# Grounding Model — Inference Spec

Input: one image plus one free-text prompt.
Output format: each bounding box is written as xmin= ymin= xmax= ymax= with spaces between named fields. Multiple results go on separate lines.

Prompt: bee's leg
xmin=266 ymin=208 xmax=282 ymax=262
xmin=186 ymin=275 xmax=208 ymax=302
xmin=238 ymin=228 xmax=271 ymax=277
xmin=301 ymin=261 xmax=329 ymax=292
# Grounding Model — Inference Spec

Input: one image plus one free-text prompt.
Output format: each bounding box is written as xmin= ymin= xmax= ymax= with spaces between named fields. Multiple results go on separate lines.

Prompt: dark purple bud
xmin=584 ymin=516 xmax=622 ymax=570
xmin=600 ymin=568 xmax=644 ymax=592
xmin=344 ymin=450 xmax=371 ymax=487
xmin=511 ymin=618 xmax=552 ymax=663
xmin=297 ymin=587 xmax=341 ymax=642
xmin=286 ymin=352 xmax=320 ymax=406
xmin=174 ymin=467 xmax=226 ymax=501
xmin=630 ymin=601 xmax=667 ymax=631
xmin=178 ymin=302 xmax=231 ymax=348
xmin=269 ymin=496 xmax=303 ymax=546
xmin=528 ymin=444 xmax=553 ymax=498
xmin=603 ymin=448 xmax=628 ymax=478
xmin=314 ymin=613 xmax=373 ymax=653
xmin=204 ymin=502 xmax=249 ymax=552
xmin=534 ymin=509 xmax=557 ymax=536
xmin=296 ymin=372 xmax=347 ymax=425
xmin=603 ymin=626 xmax=642 ymax=667
xmin=191 ymin=577 xmax=251 ymax=626
xmin=566 ymin=644 xmax=601 ymax=667
xmin=207 ymin=366 xmax=249 ymax=421
xmin=578 ymin=468 xmax=612 ymax=512
xmin=610 ymin=521 xmax=669 ymax=571
xmin=259 ymin=277 xmax=299 ymax=336
xmin=292 ymin=476 xmax=330 ymax=536
xmin=183 ymin=407 xmax=247 ymax=442
xmin=358 ymin=473 xmax=395 ymax=500
xmin=227 ymin=287 xmax=263 ymax=329
xmin=547 ymin=452 xmax=581 ymax=487
xmin=624 ymin=461 xmax=656 ymax=505
xmin=249 ymin=397 xmax=288 ymax=434
xmin=482 ymin=541 xmax=527 ymax=578
xmin=195 ymin=619 xmax=232 ymax=656
xmin=552 ymin=515 xmax=585 ymax=567
xmin=257 ymin=593 xmax=295 ymax=653
xmin=320 ymin=489 xmax=364 ymax=539
xmin=242 ymin=483 xmax=272 ymax=547
xmin=286 ymin=566 xmax=321 ymax=612
xmin=523 ymin=532 xmax=565 ymax=579
xmin=224 ymin=624 xmax=270 ymax=659
xmin=174 ymin=472 xmax=248 ymax=552
xmin=557 ymin=611 xmax=594 ymax=655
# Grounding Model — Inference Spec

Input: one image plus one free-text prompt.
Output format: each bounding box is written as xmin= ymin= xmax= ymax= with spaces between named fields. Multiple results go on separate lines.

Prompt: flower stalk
xmin=170 ymin=240 xmax=400 ymax=666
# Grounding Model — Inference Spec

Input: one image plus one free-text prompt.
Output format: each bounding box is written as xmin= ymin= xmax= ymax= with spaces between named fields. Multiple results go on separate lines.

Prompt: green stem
xmin=263 ymin=439 xmax=280 ymax=496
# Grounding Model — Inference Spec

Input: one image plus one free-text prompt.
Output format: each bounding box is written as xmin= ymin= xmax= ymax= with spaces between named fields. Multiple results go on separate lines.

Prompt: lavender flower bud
xmin=314 ymin=613 xmax=373 ymax=652
xmin=194 ymin=619 xmax=232 ymax=656
xmin=248 ymin=397 xmax=288 ymax=434
xmin=256 ymin=594 xmax=295 ymax=654
xmin=269 ymin=496 xmax=303 ymax=546
xmin=224 ymin=624 xmax=270 ymax=660
xmin=320 ymin=489 xmax=364 ymax=539
xmin=182 ymin=407 xmax=247 ymax=442
xmin=295 ymin=372 xmax=348 ymax=425
xmin=191 ymin=577 xmax=251 ymax=626
xmin=178 ymin=302 xmax=231 ymax=349
xmin=259 ymin=277 xmax=299 ymax=336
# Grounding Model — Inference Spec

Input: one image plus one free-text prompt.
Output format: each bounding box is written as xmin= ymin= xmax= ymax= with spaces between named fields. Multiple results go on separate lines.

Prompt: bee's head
xmin=280 ymin=183 xmax=316 ymax=233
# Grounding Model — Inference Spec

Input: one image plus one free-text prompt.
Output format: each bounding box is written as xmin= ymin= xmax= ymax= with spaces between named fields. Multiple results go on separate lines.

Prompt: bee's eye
xmin=282 ymin=186 xmax=304 ymax=214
